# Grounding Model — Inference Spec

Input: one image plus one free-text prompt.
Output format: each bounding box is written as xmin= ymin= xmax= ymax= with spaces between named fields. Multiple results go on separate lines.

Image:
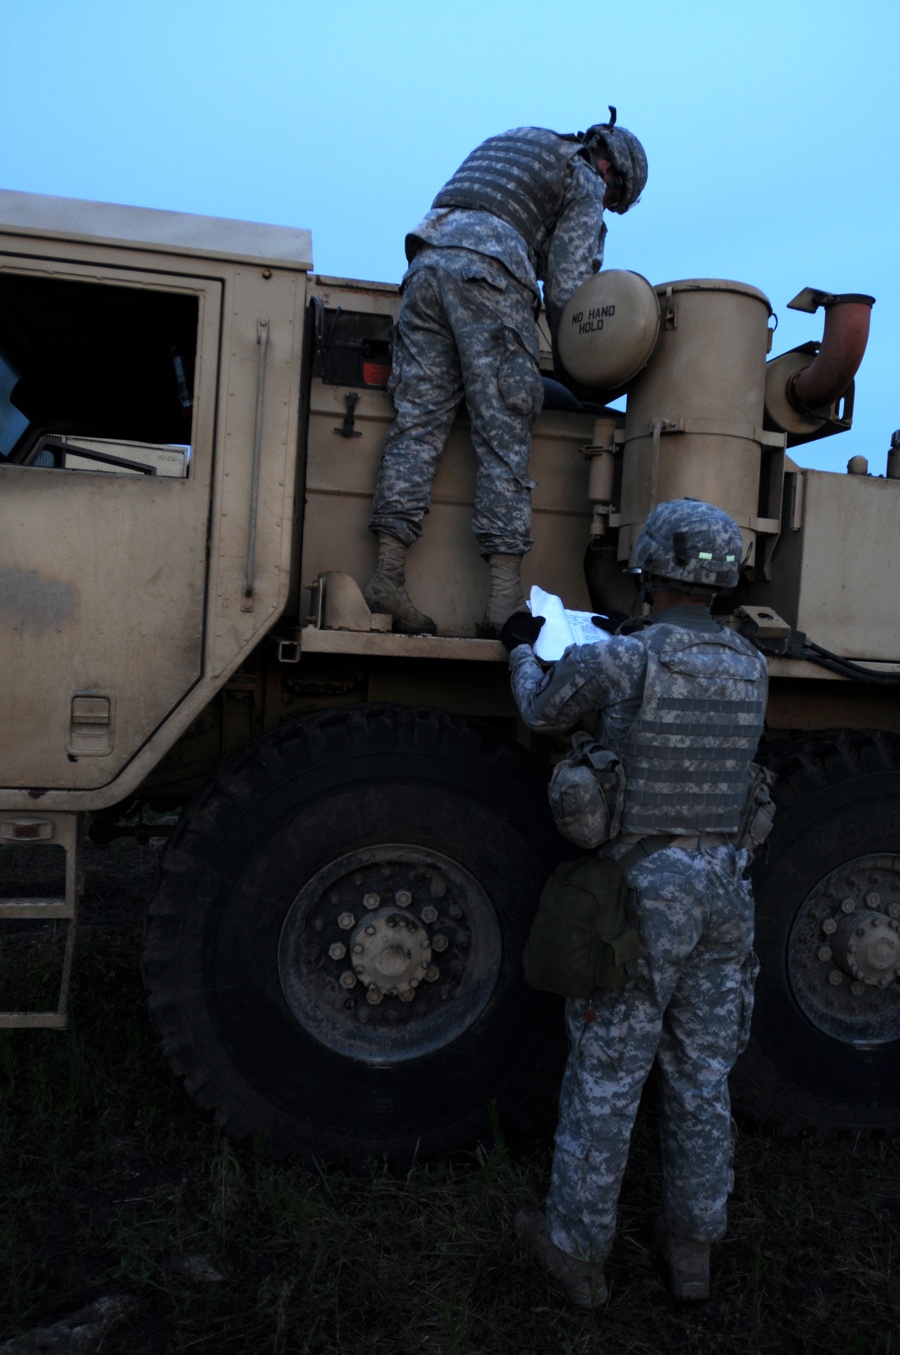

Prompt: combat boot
xmin=478 ymin=554 xmax=528 ymax=639
xmin=652 ymin=1217 xmax=710 ymax=1301
xmin=363 ymin=533 xmax=436 ymax=635
xmin=515 ymin=1207 xmax=608 ymax=1310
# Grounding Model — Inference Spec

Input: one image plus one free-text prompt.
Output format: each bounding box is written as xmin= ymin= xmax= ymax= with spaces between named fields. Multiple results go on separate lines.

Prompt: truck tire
xmin=732 ymin=729 xmax=900 ymax=1134
xmin=142 ymin=704 xmax=566 ymax=1165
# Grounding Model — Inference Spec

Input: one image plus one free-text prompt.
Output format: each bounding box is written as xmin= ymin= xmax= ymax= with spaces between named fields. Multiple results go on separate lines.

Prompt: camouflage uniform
xmin=369 ymin=128 xmax=606 ymax=557
xmin=509 ymin=605 xmax=767 ymax=1260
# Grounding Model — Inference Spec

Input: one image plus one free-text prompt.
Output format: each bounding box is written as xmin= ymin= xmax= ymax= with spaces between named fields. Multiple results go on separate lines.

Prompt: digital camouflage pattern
xmin=369 ymin=247 xmax=542 ymax=556
xmin=546 ymin=840 xmax=757 ymax=1259
xmin=407 ymin=143 xmax=607 ymax=337
xmin=634 ymin=499 xmax=745 ymax=591
xmin=370 ymin=134 xmax=607 ymax=555
xmin=509 ymin=603 xmax=765 ymax=1264
xmin=615 ymin=623 xmax=767 ymax=835
xmin=582 ymin=118 xmax=649 ymax=214
xmin=431 ymin=129 xmax=592 ymax=253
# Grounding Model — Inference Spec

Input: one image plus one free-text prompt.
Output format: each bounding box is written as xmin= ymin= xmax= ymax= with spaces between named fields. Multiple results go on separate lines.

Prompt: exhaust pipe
xmin=786 ymin=288 xmax=875 ymax=416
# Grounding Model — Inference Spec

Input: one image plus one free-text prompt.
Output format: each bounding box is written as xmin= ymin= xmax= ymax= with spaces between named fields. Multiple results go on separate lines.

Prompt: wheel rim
xmin=787 ymin=853 xmax=900 ymax=1047
xmin=277 ymin=844 xmax=503 ymax=1064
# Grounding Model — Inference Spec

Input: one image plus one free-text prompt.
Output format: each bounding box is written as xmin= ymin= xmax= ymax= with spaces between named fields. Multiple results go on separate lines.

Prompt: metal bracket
xmin=663 ymin=286 xmax=677 ymax=330
xmin=788 ymin=287 xmax=876 ymax=315
xmin=648 ymin=417 xmax=680 ymax=510
xmin=334 ymin=391 xmax=362 ymax=438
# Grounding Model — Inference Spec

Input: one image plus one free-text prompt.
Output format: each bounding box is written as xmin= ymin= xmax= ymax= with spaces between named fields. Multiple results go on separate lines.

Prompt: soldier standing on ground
xmin=504 ymin=500 xmax=770 ymax=1307
xmin=364 ymin=111 xmax=648 ymax=638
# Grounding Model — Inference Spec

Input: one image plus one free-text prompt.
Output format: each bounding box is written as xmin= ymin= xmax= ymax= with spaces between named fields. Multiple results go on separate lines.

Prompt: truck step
xmin=0 ymin=813 xmax=81 ymax=1030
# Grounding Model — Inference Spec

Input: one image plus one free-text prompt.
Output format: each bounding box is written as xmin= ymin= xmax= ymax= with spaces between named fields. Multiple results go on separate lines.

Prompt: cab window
xmin=0 ymin=274 xmax=197 ymax=476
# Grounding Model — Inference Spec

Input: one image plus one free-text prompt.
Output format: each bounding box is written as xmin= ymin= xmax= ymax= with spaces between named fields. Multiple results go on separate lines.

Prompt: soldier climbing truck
xmin=2 ymin=188 xmax=899 ymax=1164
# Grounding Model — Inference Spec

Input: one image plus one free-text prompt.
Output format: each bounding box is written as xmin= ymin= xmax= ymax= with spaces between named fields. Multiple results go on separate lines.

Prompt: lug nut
xmin=365 ymin=924 xmax=376 ymax=936
xmin=889 ymin=904 xmax=900 ymax=919
xmin=366 ymin=986 xmax=383 ymax=1005
xmin=329 ymin=943 xmax=347 ymax=960
xmin=410 ymin=977 xmax=420 ymax=988
xmin=817 ymin=946 xmax=832 ymax=963
xmin=354 ymin=964 xmax=365 ymax=975
xmin=424 ymin=966 xmax=440 ymax=983
xmin=866 ymin=892 xmax=882 ymax=908
xmin=338 ymin=912 xmax=355 ymax=930
xmin=353 ymin=942 xmax=363 ymax=954
xmin=822 ymin=918 xmax=837 ymax=935
xmin=363 ymin=892 xmax=380 ymax=910
xmin=421 ymin=905 xmax=438 ymax=925
xmin=841 ymin=898 xmax=855 ymax=914
xmin=851 ymin=981 xmax=865 ymax=995
xmin=395 ymin=890 xmax=412 ymax=907
xmin=340 ymin=972 xmax=357 ymax=989
xmin=828 ymin=971 xmax=843 ymax=986
xmin=432 ymin=934 xmax=449 ymax=953
xmin=398 ymin=988 xmax=415 ymax=1003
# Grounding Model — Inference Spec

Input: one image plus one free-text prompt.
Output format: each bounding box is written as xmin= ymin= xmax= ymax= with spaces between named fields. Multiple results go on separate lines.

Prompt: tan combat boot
xmin=363 ymin=533 xmax=436 ymax=635
xmin=652 ymin=1217 xmax=710 ymax=1301
xmin=478 ymin=553 xmax=528 ymax=639
xmin=515 ymin=1207 xmax=608 ymax=1310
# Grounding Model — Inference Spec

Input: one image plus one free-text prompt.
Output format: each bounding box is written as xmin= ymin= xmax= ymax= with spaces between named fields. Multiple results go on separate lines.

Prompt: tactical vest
xmin=612 ymin=623 xmax=767 ymax=837
xmin=431 ymin=127 xmax=595 ymax=251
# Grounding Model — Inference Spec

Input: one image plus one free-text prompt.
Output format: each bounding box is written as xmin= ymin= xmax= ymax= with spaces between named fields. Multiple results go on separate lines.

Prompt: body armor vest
xmin=431 ymin=127 xmax=594 ymax=251
xmin=613 ymin=623 xmax=767 ymax=837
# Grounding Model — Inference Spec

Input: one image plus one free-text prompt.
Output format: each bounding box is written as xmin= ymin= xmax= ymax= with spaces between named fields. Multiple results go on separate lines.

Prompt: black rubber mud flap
xmin=142 ymin=704 xmax=567 ymax=1166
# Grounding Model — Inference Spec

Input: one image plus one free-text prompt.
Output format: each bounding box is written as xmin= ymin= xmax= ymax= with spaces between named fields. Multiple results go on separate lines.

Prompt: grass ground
xmin=1 ymin=839 xmax=898 ymax=1354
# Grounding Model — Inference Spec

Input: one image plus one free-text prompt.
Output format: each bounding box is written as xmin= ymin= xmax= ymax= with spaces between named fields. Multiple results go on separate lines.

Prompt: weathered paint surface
xmin=0 ymin=567 xmax=78 ymax=635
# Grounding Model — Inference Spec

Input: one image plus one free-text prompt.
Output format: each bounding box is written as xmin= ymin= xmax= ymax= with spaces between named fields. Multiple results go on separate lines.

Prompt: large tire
xmin=732 ymin=729 xmax=900 ymax=1134
xmin=142 ymin=704 xmax=566 ymax=1164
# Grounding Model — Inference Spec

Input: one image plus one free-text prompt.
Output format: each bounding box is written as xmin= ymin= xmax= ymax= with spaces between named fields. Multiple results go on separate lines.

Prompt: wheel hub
xmin=349 ymin=910 xmax=432 ymax=1003
xmin=277 ymin=844 xmax=502 ymax=1063
xmin=787 ymin=854 xmax=900 ymax=1045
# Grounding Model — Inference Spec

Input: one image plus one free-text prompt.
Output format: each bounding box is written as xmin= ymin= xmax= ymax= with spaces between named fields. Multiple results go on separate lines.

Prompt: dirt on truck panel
xmin=1 ymin=188 xmax=898 ymax=1160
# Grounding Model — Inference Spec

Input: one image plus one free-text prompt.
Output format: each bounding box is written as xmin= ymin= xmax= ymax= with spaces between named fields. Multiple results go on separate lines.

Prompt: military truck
xmin=1 ymin=189 xmax=898 ymax=1165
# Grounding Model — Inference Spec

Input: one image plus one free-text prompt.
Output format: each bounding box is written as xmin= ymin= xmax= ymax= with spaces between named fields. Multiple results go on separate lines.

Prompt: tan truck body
xmin=2 ymin=190 xmax=897 ymax=1154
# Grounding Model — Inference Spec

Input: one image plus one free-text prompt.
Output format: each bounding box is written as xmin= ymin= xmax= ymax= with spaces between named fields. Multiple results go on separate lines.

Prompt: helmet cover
xmin=633 ymin=499 xmax=744 ymax=591
xmin=583 ymin=107 xmax=648 ymax=213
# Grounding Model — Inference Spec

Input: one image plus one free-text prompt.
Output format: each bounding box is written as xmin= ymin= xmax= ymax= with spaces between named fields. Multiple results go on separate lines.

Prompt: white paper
xmin=528 ymin=586 xmax=611 ymax=662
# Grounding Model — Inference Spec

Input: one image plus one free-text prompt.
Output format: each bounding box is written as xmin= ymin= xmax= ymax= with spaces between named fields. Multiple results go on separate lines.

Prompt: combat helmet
xmin=582 ymin=107 xmax=648 ymax=214
xmin=633 ymin=499 xmax=744 ymax=593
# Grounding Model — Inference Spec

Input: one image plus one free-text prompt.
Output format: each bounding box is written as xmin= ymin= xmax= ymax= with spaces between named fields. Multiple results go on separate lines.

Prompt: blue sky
xmin=3 ymin=0 xmax=898 ymax=473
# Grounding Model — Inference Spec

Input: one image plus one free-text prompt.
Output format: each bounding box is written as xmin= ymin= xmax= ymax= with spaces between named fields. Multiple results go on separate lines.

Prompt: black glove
xmin=500 ymin=611 xmax=545 ymax=653
xmin=591 ymin=610 xmax=628 ymax=635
